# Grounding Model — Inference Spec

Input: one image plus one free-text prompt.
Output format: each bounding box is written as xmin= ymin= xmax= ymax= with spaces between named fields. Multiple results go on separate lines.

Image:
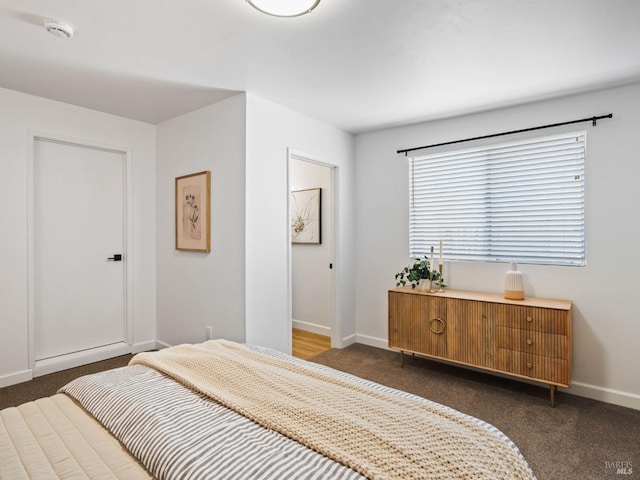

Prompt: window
xmin=409 ymin=131 xmax=586 ymax=266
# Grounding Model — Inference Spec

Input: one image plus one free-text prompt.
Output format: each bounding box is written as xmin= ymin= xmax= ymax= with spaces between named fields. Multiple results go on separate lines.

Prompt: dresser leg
xmin=400 ymin=351 xmax=404 ymax=368
xmin=550 ymin=385 xmax=557 ymax=407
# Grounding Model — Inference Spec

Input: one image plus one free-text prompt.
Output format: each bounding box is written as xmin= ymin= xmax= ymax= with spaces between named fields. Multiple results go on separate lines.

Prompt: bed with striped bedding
xmin=61 ymin=361 xmax=365 ymax=480
xmin=2 ymin=342 xmax=536 ymax=479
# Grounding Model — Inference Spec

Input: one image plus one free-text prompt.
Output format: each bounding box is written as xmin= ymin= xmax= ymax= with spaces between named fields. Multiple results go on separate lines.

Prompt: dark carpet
xmin=0 ymin=354 xmax=133 ymax=410
xmin=1 ymin=345 xmax=638 ymax=480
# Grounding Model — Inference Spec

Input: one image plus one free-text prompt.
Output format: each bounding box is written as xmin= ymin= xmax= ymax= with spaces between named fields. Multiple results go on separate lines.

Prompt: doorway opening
xmin=288 ymin=151 xmax=337 ymax=358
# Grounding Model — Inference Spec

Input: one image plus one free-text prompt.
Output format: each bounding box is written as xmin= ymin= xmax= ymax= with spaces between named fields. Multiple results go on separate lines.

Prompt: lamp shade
xmin=247 ymin=0 xmax=320 ymax=17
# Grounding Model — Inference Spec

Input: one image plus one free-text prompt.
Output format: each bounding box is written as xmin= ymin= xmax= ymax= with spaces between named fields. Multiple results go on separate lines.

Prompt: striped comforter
xmin=61 ymin=345 xmax=534 ymax=480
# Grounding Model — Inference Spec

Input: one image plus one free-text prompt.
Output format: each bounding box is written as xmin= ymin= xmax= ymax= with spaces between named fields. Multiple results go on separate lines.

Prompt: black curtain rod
xmin=397 ymin=113 xmax=613 ymax=155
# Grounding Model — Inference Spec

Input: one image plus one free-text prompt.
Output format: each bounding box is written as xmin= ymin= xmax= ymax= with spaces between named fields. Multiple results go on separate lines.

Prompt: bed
xmin=0 ymin=340 xmax=536 ymax=479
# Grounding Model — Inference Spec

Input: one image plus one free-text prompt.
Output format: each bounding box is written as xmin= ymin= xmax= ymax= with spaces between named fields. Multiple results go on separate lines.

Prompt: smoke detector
xmin=44 ymin=19 xmax=75 ymax=39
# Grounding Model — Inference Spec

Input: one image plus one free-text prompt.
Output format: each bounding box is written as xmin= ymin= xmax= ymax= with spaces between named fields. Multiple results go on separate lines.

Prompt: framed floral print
xmin=291 ymin=188 xmax=321 ymax=244
xmin=175 ymin=171 xmax=211 ymax=252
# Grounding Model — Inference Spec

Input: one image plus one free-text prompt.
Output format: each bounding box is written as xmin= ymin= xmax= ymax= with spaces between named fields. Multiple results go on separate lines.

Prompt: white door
xmin=34 ymin=139 xmax=125 ymax=361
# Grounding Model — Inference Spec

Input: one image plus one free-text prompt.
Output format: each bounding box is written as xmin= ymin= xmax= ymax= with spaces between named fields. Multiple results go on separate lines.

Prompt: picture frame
xmin=291 ymin=188 xmax=321 ymax=244
xmin=175 ymin=171 xmax=211 ymax=252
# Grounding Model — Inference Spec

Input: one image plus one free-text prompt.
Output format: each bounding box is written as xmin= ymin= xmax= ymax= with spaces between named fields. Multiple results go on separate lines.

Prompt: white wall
xmin=155 ymin=94 xmax=247 ymax=347
xmin=245 ymin=94 xmax=355 ymax=353
xmin=291 ymin=160 xmax=332 ymax=334
xmin=0 ymin=87 xmax=156 ymax=387
xmin=354 ymin=82 xmax=640 ymax=409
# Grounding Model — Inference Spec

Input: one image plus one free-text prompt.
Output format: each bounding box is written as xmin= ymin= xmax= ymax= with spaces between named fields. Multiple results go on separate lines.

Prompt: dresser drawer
xmin=495 ymin=326 xmax=568 ymax=359
xmin=495 ymin=349 xmax=569 ymax=386
xmin=491 ymin=304 xmax=568 ymax=335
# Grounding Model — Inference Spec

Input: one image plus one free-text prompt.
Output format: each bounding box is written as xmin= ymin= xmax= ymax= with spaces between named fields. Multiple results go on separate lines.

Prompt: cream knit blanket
xmin=130 ymin=340 xmax=535 ymax=480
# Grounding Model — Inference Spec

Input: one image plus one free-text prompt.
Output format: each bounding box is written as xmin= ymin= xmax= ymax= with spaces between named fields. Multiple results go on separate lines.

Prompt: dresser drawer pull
xmin=527 ymin=362 xmax=533 ymax=369
xmin=526 ymin=316 xmax=533 ymax=323
xmin=430 ymin=317 xmax=445 ymax=334
xmin=527 ymin=339 xmax=533 ymax=346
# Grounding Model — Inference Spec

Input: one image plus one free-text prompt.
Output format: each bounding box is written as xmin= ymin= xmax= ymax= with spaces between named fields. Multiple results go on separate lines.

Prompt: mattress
xmin=0 ymin=393 xmax=151 ymax=479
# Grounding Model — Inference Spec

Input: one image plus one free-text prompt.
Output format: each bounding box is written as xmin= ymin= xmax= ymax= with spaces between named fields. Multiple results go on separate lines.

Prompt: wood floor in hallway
xmin=292 ymin=328 xmax=330 ymax=360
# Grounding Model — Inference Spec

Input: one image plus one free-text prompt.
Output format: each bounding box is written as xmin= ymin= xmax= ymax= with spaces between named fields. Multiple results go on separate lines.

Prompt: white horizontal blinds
xmin=409 ymin=131 xmax=585 ymax=266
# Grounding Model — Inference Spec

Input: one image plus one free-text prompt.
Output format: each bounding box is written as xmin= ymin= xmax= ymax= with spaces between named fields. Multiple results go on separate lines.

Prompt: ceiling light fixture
xmin=247 ymin=0 xmax=320 ymax=17
xmin=44 ymin=19 xmax=75 ymax=39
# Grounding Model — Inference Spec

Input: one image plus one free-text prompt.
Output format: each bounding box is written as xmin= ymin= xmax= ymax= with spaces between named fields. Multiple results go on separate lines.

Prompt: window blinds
xmin=409 ymin=131 xmax=586 ymax=266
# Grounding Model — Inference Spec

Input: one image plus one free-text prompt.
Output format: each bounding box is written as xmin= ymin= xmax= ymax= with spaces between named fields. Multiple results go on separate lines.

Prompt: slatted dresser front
xmin=388 ymin=287 xmax=572 ymax=406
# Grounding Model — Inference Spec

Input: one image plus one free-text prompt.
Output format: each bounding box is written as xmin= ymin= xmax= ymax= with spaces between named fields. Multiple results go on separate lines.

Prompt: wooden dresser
xmin=388 ymin=287 xmax=572 ymax=406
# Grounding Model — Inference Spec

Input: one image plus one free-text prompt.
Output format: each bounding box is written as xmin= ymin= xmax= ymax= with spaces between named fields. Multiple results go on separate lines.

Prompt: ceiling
xmin=0 ymin=0 xmax=639 ymax=134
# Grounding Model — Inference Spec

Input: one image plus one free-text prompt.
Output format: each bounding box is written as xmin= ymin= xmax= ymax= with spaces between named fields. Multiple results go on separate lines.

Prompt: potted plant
xmin=395 ymin=256 xmax=445 ymax=289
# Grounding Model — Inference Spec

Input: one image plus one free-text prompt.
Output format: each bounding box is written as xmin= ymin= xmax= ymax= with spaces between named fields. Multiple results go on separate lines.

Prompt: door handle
xmin=107 ymin=254 xmax=122 ymax=261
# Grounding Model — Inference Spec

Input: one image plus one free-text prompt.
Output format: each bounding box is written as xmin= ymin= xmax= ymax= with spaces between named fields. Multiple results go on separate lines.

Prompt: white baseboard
xmin=33 ymin=342 xmax=131 ymax=377
xmin=0 ymin=340 xmax=162 ymax=388
xmin=292 ymin=319 xmax=331 ymax=336
xmin=354 ymin=334 xmax=389 ymax=350
xmin=341 ymin=333 xmax=357 ymax=347
xmin=131 ymin=340 xmax=157 ymax=354
xmin=155 ymin=340 xmax=172 ymax=350
xmin=568 ymin=381 xmax=640 ymax=411
xmin=0 ymin=370 xmax=33 ymax=389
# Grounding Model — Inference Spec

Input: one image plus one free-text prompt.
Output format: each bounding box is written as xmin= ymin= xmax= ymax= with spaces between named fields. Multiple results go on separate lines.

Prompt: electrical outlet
xmin=206 ymin=326 xmax=213 ymax=341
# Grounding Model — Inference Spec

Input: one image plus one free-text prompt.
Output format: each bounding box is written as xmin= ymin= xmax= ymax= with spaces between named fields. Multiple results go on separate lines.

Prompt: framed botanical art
xmin=175 ymin=171 xmax=211 ymax=252
xmin=291 ymin=188 xmax=321 ymax=244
